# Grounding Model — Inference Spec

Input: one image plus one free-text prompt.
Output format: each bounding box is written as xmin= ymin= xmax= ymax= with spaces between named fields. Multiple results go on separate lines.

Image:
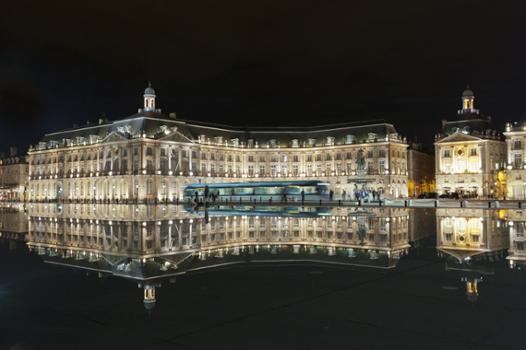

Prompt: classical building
xmin=503 ymin=121 xmax=526 ymax=199
xmin=27 ymin=84 xmax=410 ymax=203
xmin=434 ymin=87 xmax=506 ymax=198
xmin=0 ymin=148 xmax=28 ymax=202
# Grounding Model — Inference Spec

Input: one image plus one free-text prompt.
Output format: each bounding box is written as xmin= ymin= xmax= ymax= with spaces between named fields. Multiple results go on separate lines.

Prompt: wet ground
xmin=1 ymin=237 xmax=524 ymax=350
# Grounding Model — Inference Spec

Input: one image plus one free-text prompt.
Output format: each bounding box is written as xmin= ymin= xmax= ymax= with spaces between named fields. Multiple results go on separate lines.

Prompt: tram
xmin=184 ymin=180 xmax=330 ymax=202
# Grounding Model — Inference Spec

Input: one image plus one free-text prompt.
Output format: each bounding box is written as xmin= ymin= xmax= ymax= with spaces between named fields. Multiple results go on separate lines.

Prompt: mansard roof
xmin=437 ymin=116 xmax=501 ymax=142
xmin=37 ymin=109 xmax=405 ymax=149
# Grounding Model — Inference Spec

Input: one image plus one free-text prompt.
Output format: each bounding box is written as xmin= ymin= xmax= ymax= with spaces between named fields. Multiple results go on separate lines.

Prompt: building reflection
xmin=0 ymin=204 xmax=28 ymax=250
xmin=504 ymin=209 xmax=526 ymax=269
xmin=436 ymin=208 xmax=509 ymax=301
xmin=20 ymin=204 xmax=432 ymax=309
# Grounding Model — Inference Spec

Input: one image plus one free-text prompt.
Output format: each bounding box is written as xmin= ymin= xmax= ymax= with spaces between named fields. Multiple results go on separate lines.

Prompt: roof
xmin=438 ymin=116 xmax=501 ymax=141
xmin=184 ymin=180 xmax=327 ymax=189
xmin=35 ymin=110 xmax=404 ymax=150
xmin=144 ymin=82 xmax=155 ymax=95
xmin=462 ymin=87 xmax=474 ymax=98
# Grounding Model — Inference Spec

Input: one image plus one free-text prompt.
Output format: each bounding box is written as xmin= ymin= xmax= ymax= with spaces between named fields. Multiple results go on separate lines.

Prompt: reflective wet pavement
xmin=0 ymin=204 xmax=524 ymax=349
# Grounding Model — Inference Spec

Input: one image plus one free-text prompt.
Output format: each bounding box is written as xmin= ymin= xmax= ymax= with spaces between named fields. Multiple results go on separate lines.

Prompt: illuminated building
xmin=26 ymin=84 xmax=410 ymax=203
xmin=0 ymin=148 xmax=28 ymax=202
xmin=407 ymin=143 xmax=435 ymax=197
xmin=503 ymin=121 xmax=526 ymax=199
xmin=434 ymin=87 xmax=506 ymax=197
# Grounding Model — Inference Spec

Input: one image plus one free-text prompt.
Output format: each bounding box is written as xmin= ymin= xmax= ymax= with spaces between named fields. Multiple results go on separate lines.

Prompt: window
xmin=443 ymin=150 xmax=451 ymax=158
xmin=306 ymin=155 xmax=313 ymax=162
xmin=259 ymin=165 xmax=265 ymax=175
xmin=514 ymin=140 xmax=523 ymax=150
xmin=367 ymin=150 xmax=373 ymax=158
xmin=470 ymin=148 xmax=477 ymax=157
xmin=514 ymin=154 xmax=522 ymax=169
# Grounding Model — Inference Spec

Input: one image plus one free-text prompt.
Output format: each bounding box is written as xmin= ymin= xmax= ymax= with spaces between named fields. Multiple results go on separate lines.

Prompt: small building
xmin=407 ymin=143 xmax=435 ymax=197
xmin=0 ymin=147 xmax=29 ymax=202
xmin=503 ymin=121 xmax=526 ymax=199
xmin=434 ymin=87 xmax=506 ymax=198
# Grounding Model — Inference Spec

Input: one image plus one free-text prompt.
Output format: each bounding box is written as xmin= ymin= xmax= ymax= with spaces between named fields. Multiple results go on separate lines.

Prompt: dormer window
xmin=291 ymin=139 xmax=299 ymax=148
xmin=214 ymin=136 xmax=224 ymax=144
xmin=345 ymin=134 xmax=355 ymax=144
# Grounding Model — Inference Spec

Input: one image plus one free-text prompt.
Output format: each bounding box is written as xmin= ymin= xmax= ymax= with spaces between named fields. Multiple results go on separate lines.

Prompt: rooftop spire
xmin=143 ymin=82 xmax=156 ymax=112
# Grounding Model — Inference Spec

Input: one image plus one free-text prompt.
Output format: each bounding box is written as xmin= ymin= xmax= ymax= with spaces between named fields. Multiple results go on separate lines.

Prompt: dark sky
xmin=1 ymin=0 xmax=526 ymax=152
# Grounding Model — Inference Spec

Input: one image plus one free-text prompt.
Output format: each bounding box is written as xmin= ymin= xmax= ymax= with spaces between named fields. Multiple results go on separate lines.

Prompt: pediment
xmin=101 ymin=131 xmax=129 ymax=143
xmin=438 ymin=247 xmax=487 ymax=262
xmin=435 ymin=132 xmax=483 ymax=144
xmin=157 ymin=129 xmax=194 ymax=143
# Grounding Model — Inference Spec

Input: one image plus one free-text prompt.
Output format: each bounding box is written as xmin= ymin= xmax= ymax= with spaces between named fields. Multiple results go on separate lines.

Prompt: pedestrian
xmin=204 ymin=185 xmax=209 ymax=201
xmin=301 ymin=189 xmax=305 ymax=204
xmin=329 ymin=190 xmax=334 ymax=201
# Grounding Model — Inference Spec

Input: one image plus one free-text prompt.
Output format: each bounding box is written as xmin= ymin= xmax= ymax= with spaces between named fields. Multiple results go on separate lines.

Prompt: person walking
xmin=301 ymin=189 xmax=305 ymax=204
xmin=204 ymin=185 xmax=209 ymax=201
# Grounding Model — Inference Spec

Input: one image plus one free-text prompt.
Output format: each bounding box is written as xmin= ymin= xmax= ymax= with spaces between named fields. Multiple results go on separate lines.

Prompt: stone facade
xmin=434 ymin=88 xmax=506 ymax=198
xmin=407 ymin=145 xmax=434 ymax=197
xmin=0 ymin=151 xmax=28 ymax=202
xmin=503 ymin=122 xmax=526 ymax=199
xmin=26 ymin=85 xmax=410 ymax=203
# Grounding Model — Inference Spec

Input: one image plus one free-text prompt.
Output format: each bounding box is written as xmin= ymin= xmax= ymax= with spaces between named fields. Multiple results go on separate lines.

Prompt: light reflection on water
xmin=0 ymin=203 xmax=522 ymax=309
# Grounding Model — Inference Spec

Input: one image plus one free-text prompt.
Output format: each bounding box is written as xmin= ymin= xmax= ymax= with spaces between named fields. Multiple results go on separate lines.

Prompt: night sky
xmin=1 ymin=0 xmax=526 ymax=153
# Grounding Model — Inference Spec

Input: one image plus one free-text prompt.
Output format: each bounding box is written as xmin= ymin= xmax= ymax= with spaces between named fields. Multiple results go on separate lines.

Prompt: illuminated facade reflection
xmin=23 ymin=204 xmax=427 ymax=309
xmin=436 ymin=208 xmax=508 ymax=301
